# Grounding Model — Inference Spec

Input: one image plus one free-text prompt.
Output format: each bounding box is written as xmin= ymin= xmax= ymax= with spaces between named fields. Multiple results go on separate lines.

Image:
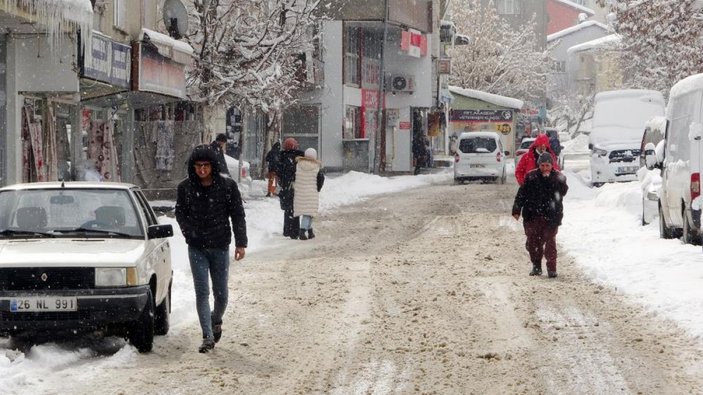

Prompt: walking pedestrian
xmin=278 ymin=137 xmax=304 ymax=239
xmin=515 ymin=133 xmax=560 ymax=185
xmin=210 ymin=133 xmax=230 ymax=176
xmin=512 ymin=152 xmax=568 ymax=278
xmin=294 ymin=148 xmax=325 ymax=240
xmin=265 ymin=141 xmax=281 ymax=197
xmin=412 ymin=134 xmax=427 ymax=175
xmin=175 ymin=144 xmax=247 ymax=353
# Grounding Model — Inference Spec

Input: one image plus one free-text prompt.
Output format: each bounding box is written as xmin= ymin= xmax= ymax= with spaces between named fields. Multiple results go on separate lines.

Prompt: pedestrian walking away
xmin=265 ymin=141 xmax=281 ymax=197
xmin=294 ymin=148 xmax=325 ymax=240
xmin=514 ymin=133 xmax=560 ymax=185
xmin=279 ymin=137 xmax=304 ymax=239
xmin=512 ymin=152 xmax=568 ymax=278
xmin=175 ymin=144 xmax=247 ymax=353
xmin=210 ymin=133 xmax=230 ymax=176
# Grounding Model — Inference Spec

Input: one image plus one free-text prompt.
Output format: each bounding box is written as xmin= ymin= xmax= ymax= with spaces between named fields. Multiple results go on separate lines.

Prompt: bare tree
xmin=447 ymin=0 xmax=549 ymax=103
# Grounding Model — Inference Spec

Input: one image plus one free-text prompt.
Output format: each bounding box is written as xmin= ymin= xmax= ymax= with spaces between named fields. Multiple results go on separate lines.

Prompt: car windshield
xmin=0 ymin=188 xmax=144 ymax=239
xmin=459 ymin=137 xmax=497 ymax=154
xmin=519 ymin=140 xmax=535 ymax=149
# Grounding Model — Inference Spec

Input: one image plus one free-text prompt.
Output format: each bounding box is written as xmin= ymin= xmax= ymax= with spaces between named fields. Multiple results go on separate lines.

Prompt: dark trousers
xmin=523 ymin=217 xmax=558 ymax=272
xmin=283 ymin=208 xmax=300 ymax=238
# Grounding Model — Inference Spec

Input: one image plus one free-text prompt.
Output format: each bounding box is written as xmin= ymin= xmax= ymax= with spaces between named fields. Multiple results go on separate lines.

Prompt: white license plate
xmin=617 ymin=166 xmax=638 ymax=174
xmin=10 ymin=296 xmax=77 ymax=312
xmin=469 ymin=164 xmax=485 ymax=168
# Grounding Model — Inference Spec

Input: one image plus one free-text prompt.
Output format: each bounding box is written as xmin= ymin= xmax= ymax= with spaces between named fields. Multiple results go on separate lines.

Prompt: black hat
xmin=537 ymin=152 xmax=553 ymax=165
xmin=215 ymin=133 xmax=227 ymax=142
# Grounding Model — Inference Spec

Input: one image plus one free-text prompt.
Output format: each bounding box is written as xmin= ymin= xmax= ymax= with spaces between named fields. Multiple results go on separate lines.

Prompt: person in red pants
xmin=512 ymin=152 xmax=568 ymax=278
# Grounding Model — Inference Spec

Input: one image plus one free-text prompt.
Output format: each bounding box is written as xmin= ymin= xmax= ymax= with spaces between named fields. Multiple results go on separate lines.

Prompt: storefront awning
xmin=139 ymin=28 xmax=193 ymax=65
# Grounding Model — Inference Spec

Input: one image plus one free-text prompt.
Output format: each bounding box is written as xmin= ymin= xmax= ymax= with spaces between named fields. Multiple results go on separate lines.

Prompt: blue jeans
xmin=300 ymin=215 xmax=313 ymax=230
xmin=188 ymin=246 xmax=230 ymax=339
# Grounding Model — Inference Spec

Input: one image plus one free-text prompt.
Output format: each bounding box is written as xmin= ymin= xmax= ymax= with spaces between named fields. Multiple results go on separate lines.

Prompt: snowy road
xmin=3 ymin=177 xmax=703 ymax=394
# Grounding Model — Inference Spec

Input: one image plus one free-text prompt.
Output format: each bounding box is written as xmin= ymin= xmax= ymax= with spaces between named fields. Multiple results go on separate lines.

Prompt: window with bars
xmin=344 ymin=106 xmax=362 ymax=140
xmin=344 ymin=26 xmax=361 ymax=86
xmin=496 ymin=0 xmax=520 ymax=15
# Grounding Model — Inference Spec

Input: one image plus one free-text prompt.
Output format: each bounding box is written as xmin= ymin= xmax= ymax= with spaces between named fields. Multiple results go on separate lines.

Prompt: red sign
xmin=399 ymin=121 xmax=411 ymax=130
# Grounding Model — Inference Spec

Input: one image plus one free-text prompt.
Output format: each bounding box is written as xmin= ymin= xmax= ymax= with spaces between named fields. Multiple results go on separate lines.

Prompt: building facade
xmin=547 ymin=0 xmax=595 ymax=35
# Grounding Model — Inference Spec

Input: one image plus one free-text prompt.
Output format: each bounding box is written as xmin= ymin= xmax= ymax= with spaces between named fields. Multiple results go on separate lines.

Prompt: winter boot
xmin=198 ymin=337 xmax=215 ymax=353
xmin=547 ymin=271 xmax=558 ymax=278
xmin=529 ymin=264 xmax=542 ymax=276
xmin=307 ymin=228 xmax=315 ymax=239
xmin=299 ymin=229 xmax=308 ymax=240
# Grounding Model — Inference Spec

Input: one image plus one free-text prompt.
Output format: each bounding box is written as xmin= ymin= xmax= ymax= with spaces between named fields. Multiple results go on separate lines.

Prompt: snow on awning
xmin=140 ymin=28 xmax=194 ymax=65
xmin=1 ymin=0 xmax=93 ymax=31
xmin=448 ymin=86 xmax=524 ymax=110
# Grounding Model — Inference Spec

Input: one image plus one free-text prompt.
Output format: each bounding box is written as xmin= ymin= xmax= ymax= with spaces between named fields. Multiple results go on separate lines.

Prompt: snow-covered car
xmin=514 ymin=137 xmax=536 ymax=163
xmin=453 ymin=131 xmax=507 ymax=184
xmin=225 ymin=154 xmax=252 ymax=188
xmin=0 ymin=182 xmax=173 ymax=352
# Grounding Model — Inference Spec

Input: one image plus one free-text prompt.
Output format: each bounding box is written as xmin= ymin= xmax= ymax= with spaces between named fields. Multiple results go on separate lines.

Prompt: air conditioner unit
xmin=386 ymin=74 xmax=415 ymax=93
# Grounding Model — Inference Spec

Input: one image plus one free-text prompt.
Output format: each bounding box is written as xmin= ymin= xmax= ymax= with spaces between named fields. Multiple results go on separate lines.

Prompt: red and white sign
xmin=400 ymin=29 xmax=427 ymax=58
xmin=399 ymin=121 xmax=411 ymax=130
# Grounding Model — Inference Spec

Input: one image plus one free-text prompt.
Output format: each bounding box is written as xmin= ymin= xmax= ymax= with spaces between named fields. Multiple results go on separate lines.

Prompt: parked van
xmin=590 ymin=89 xmax=665 ymax=186
xmin=647 ymin=74 xmax=703 ymax=245
xmin=453 ymin=131 xmax=507 ymax=184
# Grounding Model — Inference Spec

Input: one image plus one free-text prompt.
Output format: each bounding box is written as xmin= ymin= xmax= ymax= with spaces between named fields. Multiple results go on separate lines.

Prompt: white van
xmin=589 ymin=89 xmax=665 ymax=186
xmin=647 ymin=74 xmax=703 ymax=245
xmin=453 ymin=131 xmax=507 ymax=184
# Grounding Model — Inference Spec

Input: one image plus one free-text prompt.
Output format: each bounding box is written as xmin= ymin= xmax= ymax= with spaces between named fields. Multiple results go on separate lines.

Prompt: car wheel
xmin=154 ymin=281 xmax=171 ymax=336
xmin=592 ymin=182 xmax=604 ymax=188
xmin=682 ymin=209 xmax=701 ymax=245
xmin=659 ymin=205 xmax=673 ymax=239
xmin=128 ymin=289 xmax=155 ymax=353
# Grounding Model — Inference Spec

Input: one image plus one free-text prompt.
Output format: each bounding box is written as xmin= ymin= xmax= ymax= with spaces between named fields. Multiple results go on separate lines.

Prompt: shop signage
xmin=82 ymin=32 xmax=131 ymax=88
xmin=134 ymin=43 xmax=187 ymax=98
xmin=399 ymin=121 xmax=411 ymax=130
xmin=450 ymin=109 xmax=513 ymax=123
xmin=438 ymin=58 xmax=451 ymax=75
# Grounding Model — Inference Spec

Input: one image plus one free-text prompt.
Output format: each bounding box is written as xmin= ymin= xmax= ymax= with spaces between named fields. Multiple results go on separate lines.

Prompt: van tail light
xmin=454 ymin=153 xmax=460 ymax=163
xmin=496 ymin=152 xmax=502 ymax=162
xmin=692 ymin=173 xmax=701 ymax=202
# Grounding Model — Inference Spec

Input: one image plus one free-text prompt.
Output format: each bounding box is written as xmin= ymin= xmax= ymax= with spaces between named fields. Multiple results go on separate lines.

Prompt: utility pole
xmin=374 ymin=0 xmax=389 ymax=174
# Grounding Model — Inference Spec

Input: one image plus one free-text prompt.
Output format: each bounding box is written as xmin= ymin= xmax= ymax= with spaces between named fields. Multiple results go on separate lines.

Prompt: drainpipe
xmin=374 ymin=0 xmax=389 ymax=174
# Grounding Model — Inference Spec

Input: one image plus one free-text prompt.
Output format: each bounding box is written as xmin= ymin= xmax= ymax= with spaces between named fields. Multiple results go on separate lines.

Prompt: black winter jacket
xmin=512 ymin=169 xmax=568 ymax=227
xmin=176 ymin=145 xmax=247 ymax=249
xmin=278 ymin=148 xmax=304 ymax=210
xmin=209 ymin=141 xmax=230 ymax=175
xmin=265 ymin=142 xmax=281 ymax=174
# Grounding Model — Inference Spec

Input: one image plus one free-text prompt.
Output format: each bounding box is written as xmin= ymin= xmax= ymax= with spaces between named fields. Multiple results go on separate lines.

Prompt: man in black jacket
xmin=278 ymin=137 xmax=304 ymax=239
xmin=512 ymin=152 xmax=568 ymax=278
xmin=210 ymin=133 xmax=230 ymax=176
xmin=175 ymin=145 xmax=247 ymax=353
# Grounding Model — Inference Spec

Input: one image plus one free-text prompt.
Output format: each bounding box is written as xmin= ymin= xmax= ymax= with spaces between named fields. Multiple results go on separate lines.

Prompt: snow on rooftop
xmin=555 ymin=0 xmax=595 ymax=15
xmin=567 ymin=33 xmax=621 ymax=54
xmin=547 ymin=20 xmax=608 ymax=42
xmin=448 ymin=86 xmax=524 ymax=110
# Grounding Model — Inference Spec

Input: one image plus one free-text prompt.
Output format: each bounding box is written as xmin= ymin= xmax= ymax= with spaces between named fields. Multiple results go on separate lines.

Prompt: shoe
xmin=548 ymin=271 xmax=558 ymax=278
xmin=307 ymin=229 xmax=315 ymax=239
xmin=529 ymin=264 xmax=542 ymax=276
xmin=265 ymin=192 xmax=271 ymax=197
xmin=299 ymin=229 xmax=308 ymax=240
xmin=212 ymin=316 xmax=222 ymax=343
xmin=198 ymin=338 xmax=215 ymax=353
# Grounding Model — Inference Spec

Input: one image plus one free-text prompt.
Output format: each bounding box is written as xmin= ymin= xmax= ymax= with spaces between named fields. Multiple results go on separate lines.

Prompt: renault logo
xmin=40 ymin=273 xmax=48 ymax=282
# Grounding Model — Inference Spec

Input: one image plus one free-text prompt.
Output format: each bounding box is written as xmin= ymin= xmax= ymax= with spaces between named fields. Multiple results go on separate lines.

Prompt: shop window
xmin=344 ymin=106 xmax=362 ymax=140
xmin=282 ymin=105 xmax=320 ymax=151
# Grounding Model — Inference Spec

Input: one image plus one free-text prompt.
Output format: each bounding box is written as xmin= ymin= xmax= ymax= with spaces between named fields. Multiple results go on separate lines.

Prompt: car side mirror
xmin=148 ymin=224 xmax=173 ymax=239
xmin=644 ymin=142 xmax=657 ymax=170
xmin=588 ymin=143 xmax=593 ymax=150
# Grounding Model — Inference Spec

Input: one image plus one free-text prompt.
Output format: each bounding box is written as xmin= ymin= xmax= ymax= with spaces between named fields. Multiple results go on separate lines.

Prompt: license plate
xmin=470 ymin=164 xmax=485 ymax=168
xmin=617 ymin=166 xmax=638 ymax=174
xmin=10 ymin=296 xmax=77 ymax=312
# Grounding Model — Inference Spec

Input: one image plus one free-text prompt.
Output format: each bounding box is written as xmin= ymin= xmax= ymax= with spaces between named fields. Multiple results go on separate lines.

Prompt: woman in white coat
xmin=293 ymin=148 xmax=324 ymax=240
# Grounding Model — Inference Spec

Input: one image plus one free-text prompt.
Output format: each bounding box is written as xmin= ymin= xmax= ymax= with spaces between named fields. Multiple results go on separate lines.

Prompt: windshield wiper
xmin=53 ymin=227 xmax=134 ymax=238
xmin=0 ymin=229 xmax=55 ymax=238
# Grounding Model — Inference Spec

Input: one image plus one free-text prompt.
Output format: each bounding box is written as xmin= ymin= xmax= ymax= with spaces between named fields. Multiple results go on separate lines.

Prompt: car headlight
xmin=95 ymin=267 xmax=139 ymax=287
xmin=592 ymin=148 xmax=608 ymax=157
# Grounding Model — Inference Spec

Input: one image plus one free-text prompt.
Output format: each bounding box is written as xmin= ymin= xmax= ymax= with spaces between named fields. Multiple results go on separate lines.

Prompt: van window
xmin=459 ymin=137 xmax=497 ymax=154
xmin=668 ymin=91 xmax=700 ymax=161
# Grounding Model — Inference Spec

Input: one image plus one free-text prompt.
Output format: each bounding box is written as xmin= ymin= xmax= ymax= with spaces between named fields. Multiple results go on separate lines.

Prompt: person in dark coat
xmin=265 ymin=141 xmax=281 ymax=197
xmin=412 ymin=134 xmax=427 ymax=175
xmin=210 ymin=133 xmax=230 ymax=176
xmin=512 ymin=152 xmax=568 ymax=278
xmin=278 ymin=137 xmax=304 ymax=239
xmin=175 ymin=144 xmax=247 ymax=353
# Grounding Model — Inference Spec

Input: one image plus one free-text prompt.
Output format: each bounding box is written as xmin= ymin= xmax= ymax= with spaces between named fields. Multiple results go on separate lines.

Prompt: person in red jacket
xmin=514 ymin=134 xmax=560 ymax=185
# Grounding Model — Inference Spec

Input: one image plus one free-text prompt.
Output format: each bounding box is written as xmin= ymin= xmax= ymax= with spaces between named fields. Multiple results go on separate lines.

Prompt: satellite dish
xmin=163 ymin=0 xmax=189 ymax=39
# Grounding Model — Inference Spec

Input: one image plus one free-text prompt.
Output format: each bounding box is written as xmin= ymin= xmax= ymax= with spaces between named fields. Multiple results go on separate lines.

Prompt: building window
xmin=496 ymin=0 xmax=520 ymax=15
xmin=282 ymin=105 xmax=320 ymax=151
xmin=553 ymin=60 xmax=566 ymax=73
xmin=344 ymin=26 xmax=361 ymax=86
xmin=114 ymin=0 xmax=126 ymax=28
xmin=344 ymin=106 xmax=362 ymax=139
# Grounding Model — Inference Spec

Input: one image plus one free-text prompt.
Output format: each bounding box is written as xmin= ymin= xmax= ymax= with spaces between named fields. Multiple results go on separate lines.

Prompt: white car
xmin=453 ymin=131 xmax=507 ymax=184
xmin=0 ymin=182 xmax=173 ymax=352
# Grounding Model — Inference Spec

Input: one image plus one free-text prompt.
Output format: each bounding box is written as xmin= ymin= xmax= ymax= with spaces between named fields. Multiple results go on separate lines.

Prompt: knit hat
xmin=537 ymin=152 xmax=553 ymax=165
xmin=304 ymin=148 xmax=317 ymax=160
xmin=283 ymin=137 xmax=299 ymax=150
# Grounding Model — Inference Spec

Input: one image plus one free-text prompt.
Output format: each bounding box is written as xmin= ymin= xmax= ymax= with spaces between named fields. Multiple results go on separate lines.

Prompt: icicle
xmin=1 ymin=0 xmax=93 ymax=56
